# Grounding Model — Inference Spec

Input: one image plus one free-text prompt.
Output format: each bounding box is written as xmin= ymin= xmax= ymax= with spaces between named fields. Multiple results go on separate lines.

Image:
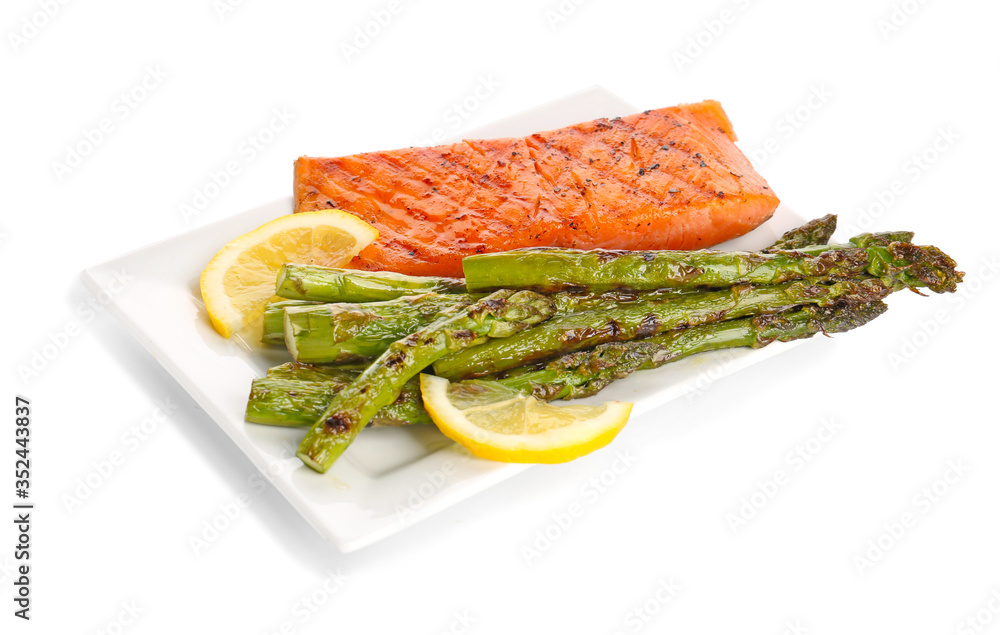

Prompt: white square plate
xmin=83 ymin=87 xmax=806 ymax=552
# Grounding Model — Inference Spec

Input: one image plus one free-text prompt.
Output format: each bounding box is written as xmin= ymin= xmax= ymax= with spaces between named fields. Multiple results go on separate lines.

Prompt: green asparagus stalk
xmin=495 ymin=301 xmax=888 ymax=400
xmin=261 ymin=220 xmax=876 ymax=348
xmin=280 ymin=289 xmax=689 ymax=364
xmin=247 ymin=302 xmax=887 ymax=426
xmin=276 ymin=264 xmax=466 ymax=302
xmin=848 ymin=231 xmax=916 ymax=246
xmin=763 ymin=214 xmax=837 ymax=252
xmin=265 ymin=362 xmax=367 ymax=382
xmin=283 ymin=293 xmax=472 ymax=363
xmin=262 ymin=300 xmax=319 ymax=345
xmin=272 ymin=221 xmax=912 ymax=352
xmin=296 ymin=289 xmax=557 ymax=473
xmin=461 ymin=237 xmax=958 ymax=294
xmin=433 ymin=277 xmax=904 ymax=380
xmin=790 ymin=231 xmax=915 ymax=256
xmin=280 ymin=222 xmax=892 ymax=357
xmin=246 ymin=376 xmax=431 ymax=426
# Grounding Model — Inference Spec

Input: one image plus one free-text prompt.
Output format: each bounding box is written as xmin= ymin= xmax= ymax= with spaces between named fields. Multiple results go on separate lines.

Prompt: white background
xmin=3 ymin=0 xmax=1000 ymax=633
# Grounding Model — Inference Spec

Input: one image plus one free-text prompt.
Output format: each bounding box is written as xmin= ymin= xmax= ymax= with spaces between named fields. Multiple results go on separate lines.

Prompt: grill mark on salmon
xmin=570 ymin=171 xmax=592 ymax=210
xmin=463 ymin=139 xmax=488 ymax=157
xmin=295 ymin=100 xmax=779 ymax=277
xmin=524 ymin=123 xmax=691 ymax=246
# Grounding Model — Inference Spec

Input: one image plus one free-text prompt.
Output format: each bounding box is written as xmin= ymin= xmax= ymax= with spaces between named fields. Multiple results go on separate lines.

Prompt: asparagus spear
xmin=495 ymin=301 xmax=888 ymax=400
xmin=246 ymin=376 xmax=431 ymax=426
xmin=261 ymin=300 xmax=319 ymax=345
xmin=264 ymin=223 xmax=897 ymax=348
xmin=283 ymin=293 xmax=472 ymax=363
xmin=273 ymin=217 xmax=848 ymax=355
xmin=790 ymin=231 xmax=915 ymax=256
xmin=433 ymin=277 xmax=907 ymax=380
xmin=296 ymin=289 xmax=557 ymax=473
xmin=276 ymin=264 xmax=466 ymax=302
xmin=763 ymin=214 xmax=838 ymax=252
xmin=272 ymin=216 xmax=838 ymax=350
xmin=265 ymin=361 xmax=367 ymax=381
xmin=267 ymin=219 xmax=904 ymax=347
xmin=246 ymin=303 xmax=887 ymax=426
xmin=281 ymin=289 xmax=688 ymax=364
xmin=461 ymin=237 xmax=958 ymax=294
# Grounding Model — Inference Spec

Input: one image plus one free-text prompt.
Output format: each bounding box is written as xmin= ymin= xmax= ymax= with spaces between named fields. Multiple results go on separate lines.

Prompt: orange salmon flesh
xmin=294 ymin=100 xmax=779 ymax=277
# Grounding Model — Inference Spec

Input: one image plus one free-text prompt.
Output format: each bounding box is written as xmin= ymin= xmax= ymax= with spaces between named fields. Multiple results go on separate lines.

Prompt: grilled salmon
xmin=294 ymin=100 xmax=778 ymax=277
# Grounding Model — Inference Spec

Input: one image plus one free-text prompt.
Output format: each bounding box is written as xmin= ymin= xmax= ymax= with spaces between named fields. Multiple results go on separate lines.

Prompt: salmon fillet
xmin=294 ymin=100 xmax=779 ymax=277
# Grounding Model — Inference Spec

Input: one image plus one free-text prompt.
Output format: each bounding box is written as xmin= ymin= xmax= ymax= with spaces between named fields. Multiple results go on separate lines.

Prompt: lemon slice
xmin=420 ymin=374 xmax=633 ymax=463
xmin=200 ymin=210 xmax=378 ymax=338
